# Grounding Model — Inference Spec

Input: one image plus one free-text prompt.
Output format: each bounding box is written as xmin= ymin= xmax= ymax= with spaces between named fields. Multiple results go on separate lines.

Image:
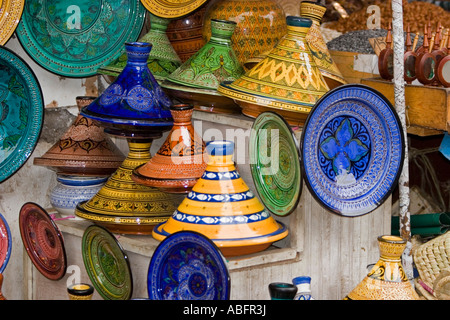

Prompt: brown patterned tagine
xmin=33 ymin=96 xmax=125 ymax=176
xmin=166 ymin=6 xmax=207 ymax=63
xmin=218 ymin=16 xmax=330 ymax=127
xmin=132 ymin=104 xmax=207 ymax=193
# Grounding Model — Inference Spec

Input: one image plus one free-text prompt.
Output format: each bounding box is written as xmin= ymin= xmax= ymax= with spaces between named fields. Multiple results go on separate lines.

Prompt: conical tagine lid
xmin=345 ymin=235 xmax=420 ymax=300
xmin=75 ymin=139 xmax=184 ymax=235
xmin=152 ymin=140 xmax=289 ymax=257
xmin=300 ymin=1 xmax=346 ymax=89
xmin=98 ymin=14 xmax=182 ymax=82
xmin=218 ymin=16 xmax=329 ymax=127
xmin=165 ymin=19 xmax=244 ymax=90
xmin=81 ymin=42 xmax=173 ymax=136
xmin=34 ymin=96 xmax=125 ymax=176
xmin=132 ymin=104 xmax=207 ymax=193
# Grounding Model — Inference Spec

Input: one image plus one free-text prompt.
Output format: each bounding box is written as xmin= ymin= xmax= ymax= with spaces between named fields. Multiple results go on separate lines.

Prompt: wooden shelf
xmin=361 ymin=78 xmax=450 ymax=136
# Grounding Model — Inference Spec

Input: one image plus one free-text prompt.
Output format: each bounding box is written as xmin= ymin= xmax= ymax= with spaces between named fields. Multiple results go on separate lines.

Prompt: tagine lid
xmin=34 ymin=96 xmax=125 ymax=176
xmin=217 ymin=16 xmax=329 ymax=117
xmin=81 ymin=42 xmax=174 ymax=135
xmin=132 ymin=104 xmax=207 ymax=183
xmin=152 ymin=140 xmax=289 ymax=257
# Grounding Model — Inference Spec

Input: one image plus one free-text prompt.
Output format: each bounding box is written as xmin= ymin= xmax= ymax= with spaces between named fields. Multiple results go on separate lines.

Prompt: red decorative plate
xmin=19 ymin=202 xmax=67 ymax=280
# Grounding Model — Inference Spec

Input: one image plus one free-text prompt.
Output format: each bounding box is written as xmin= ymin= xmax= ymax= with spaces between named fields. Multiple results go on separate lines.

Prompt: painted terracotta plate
xmin=249 ymin=112 xmax=302 ymax=217
xmin=301 ymin=84 xmax=404 ymax=216
xmin=19 ymin=202 xmax=67 ymax=280
xmin=82 ymin=225 xmax=132 ymax=300
xmin=0 ymin=0 xmax=24 ymax=45
xmin=0 ymin=213 xmax=12 ymax=273
xmin=0 ymin=46 xmax=44 ymax=183
xmin=16 ymin=0 xmax=146 ymax=77
xmin=140 ymin=0 xmax=208 ymax=18
xmin=148 ymin=231 xmax=230 ymax=300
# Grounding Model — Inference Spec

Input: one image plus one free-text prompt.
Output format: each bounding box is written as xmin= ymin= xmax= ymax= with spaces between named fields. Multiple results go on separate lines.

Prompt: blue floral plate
xmin=301 ymin=84 xmax=404 ymax=216
xmin=0 ymin=213 xmax=12 ymax=273
xmin=147 ymin=231 xmax=230 ymax=300
xmin=0 ymin=46 xmax=43 ymax=183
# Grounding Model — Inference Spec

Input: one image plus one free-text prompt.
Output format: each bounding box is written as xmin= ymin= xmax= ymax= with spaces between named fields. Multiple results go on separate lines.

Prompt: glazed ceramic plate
xmin=301 ymin=84 xmax=404 ymax=216
xmin=82 ymin=225 xmax=133 ymax=300
xmin=148 ymin=231 xmax=230 ymax=300
xmin=19 ymin=202 xmax=67 ymax=280
xmin=0 ymin=46 xmax=44 ymax=183
xmin=249 ymin=112 xmax=302 ymax=216
xmin=0 ymin=213 xmax=12 ymax=273
xmin=0 ymin=0 xmax=24 ymax=45
xmin=140 ymin=0 xmax=208 ymax=18
xmin=16 ymin=0 xmax=146 ymax=77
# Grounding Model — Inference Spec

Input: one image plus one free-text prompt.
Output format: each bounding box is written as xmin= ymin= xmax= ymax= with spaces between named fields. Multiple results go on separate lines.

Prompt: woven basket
xmin=414 ymin=231 xmax=450 ymax=299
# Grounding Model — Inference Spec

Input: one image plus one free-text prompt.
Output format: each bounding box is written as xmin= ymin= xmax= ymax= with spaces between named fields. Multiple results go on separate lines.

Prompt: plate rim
xmin=0 ymin=0 xmax=25 ymax=45
xmin=147 ymin=230 xmax=230 ymax=300
xmin=81 ymin=224 xmax=133 ymax=300
xmin=0 ymin=46 xmax=44 ymax=183
xmin=249 ymin=111 xmax=302 ymax=217
xmin=0 ymin=212 xmax=12 ymax=273
xmin=16 ymin=0 xmax=146 ymax=78
xmin=140 ymin=0 xmax=208 ymax=19
xmin=300 ymin=83 xmax=405 ymax=217
xmin=18 ymin=202 xmax=67 ymax=280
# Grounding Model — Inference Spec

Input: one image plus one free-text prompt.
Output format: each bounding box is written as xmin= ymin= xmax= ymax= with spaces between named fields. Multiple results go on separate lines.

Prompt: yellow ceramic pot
xmin=345 ymin=235 xmax=420 ymax=300
xmin=152 ymin=140 xmax=288 ymax=257
xmin=202 ymin=0 xmax=287 ymax=66
xmin=75 ymin=139 xmax=184 ymax=235
xmin=300 ymin=1 xmax=346 ymax=89
xmin=217 ymin=16 xmax=329 ymax=127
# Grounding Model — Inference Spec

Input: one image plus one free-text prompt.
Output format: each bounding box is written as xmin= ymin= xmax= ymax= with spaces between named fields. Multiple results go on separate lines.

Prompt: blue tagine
xmin=81 ymin=42 xmax=173 ymax=137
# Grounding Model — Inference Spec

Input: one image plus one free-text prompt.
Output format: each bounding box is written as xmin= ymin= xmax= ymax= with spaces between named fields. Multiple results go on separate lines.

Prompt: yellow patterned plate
xmin=140 ymin=0 xmax=207 ymax=18
xmin=0 ymin=0 xmax=24 ymax=45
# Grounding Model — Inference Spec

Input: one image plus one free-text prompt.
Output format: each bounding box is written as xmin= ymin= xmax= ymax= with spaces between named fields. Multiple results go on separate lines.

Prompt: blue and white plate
xmin=301 ymin=84 xmax=404 ymax=216
xmin=0 ymin=213 xmax=12 ymax=273
xmin=147 ymin=231 xmax=230 ymax=300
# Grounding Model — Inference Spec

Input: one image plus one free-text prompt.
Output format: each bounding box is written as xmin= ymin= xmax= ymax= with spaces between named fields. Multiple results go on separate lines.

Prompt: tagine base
xmin=239 ymin=101 xmax=310 ymax=128
xmin=153 ymin=221 xmax=288 ymax=257
xmin=132 ymin=171 xmax=198 ymax=194
xmin=75 ymin=203 xmax=159 ymax=235
xmin=162 ymin=82 xmax=241 ymax=115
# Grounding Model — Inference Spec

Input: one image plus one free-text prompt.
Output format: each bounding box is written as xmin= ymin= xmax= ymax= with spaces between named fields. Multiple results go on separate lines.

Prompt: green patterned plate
xmin=0 ymin=46 xmax=43 ymax=183
xmin=16 ymin=0 xmax=146 ymax=77
xmin=249 ymin=112 xmax=302 ymax=217
xmin=82 ymin=225 xmax=133 ymax=300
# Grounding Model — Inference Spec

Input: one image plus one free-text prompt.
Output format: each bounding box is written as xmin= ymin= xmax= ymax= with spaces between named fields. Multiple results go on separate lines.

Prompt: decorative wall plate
xmin=82 ymin=225 xmax=133 ymax=300
xmin=301 ymin=84 xmax=404 ymax=216
xmin=147 ymin=231 xmax=230 ymax=300
xmin=19 ymin=202 xmax=67 ymax=280
xmin=140 ymin=0 xmax=208 ymax=18
xmin=0 ymin=0 xmax=24 ymax=45
xmin=249 ymin=112 xmax=302 ymax=217
xmin=16 ymin=0 xmax=146 ymax=77
xmin=0 ymin=46 xmax=43 ymax=183
xmin=0 ymin=213 xmax=12 ymax=273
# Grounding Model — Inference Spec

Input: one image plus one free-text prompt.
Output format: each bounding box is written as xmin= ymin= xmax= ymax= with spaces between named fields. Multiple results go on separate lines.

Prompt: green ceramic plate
xmin=82 ymin=225 xmax=133 ymax=300
xmin=0 ymin=46 xmax=43 ymax=183
xmin=16 ymin=0 xmax=146 ymax=77
xmin=249 ymin=112 xmax=302 ymax=217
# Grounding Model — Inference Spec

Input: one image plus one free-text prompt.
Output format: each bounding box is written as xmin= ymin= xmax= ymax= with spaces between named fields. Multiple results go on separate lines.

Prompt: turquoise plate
xmin=16 ymin=0 xmax=146 ymax=77
xmin=0 ymin=46 xmax=43 ymax=183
